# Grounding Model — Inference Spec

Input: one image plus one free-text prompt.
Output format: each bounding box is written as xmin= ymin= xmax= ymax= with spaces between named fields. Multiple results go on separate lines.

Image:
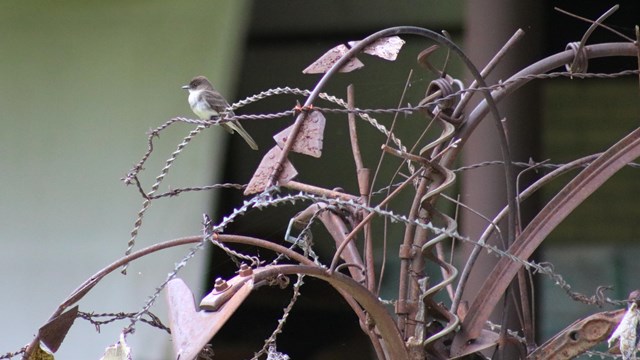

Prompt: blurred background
xmin=1 ymin=1 xmax=639 ymax=359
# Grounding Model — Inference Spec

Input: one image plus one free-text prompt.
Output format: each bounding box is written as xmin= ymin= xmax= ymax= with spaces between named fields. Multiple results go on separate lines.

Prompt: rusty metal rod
xmin=328 ymin=167 xmax=425 ymax=273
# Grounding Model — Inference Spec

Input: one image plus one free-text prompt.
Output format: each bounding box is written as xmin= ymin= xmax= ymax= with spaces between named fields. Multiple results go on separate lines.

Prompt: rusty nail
xmin=238 ymin=263 xmax=253 ymax=277
xmin=214 ymin=278 xmax=229 ymax=292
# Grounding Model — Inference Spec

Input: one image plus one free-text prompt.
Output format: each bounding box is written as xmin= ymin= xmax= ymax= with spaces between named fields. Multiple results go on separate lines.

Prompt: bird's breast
xmin=188 ymin=90 xmax=218 ymax=119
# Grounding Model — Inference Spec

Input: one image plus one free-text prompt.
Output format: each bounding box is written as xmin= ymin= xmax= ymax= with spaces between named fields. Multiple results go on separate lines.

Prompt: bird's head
xmin=181 ymin=76 xmax=214 ymax=91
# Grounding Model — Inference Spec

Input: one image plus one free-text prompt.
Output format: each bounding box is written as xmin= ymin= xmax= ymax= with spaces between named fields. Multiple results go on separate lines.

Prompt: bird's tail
xmin=223 ymin=120 xmax=259 ymax=150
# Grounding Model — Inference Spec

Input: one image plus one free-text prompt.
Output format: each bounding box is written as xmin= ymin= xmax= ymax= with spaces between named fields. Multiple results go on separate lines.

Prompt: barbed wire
xmin=149 ymin=183 xmax=245 ymax=200
xmin=369 ymin=157 xmax=640 ymax=197
xmin=77 ymin=311 xmax=170 ymax=333
xmin=119 ymin=156 xmax=640 ymax=204
xmin=122 ymin=68 xmax=638 ymax=198
xmin=228 ymin=69 xmax=639 ymax=120
xmin=255 ymin=191 xmax=628 ymax=307
xmin=583 ymin=350 xmax=624 ymax=359
xmin=122 ymin=192 xmax=270 ymax=334
xmin=196 ymin=345 xmax=216 ymax=360
xmin=454 ymin=159 xmax=640 ymax=172
xmin=117 ymin=178 xmax=628 ymax=338
xmin=122 ymin=124 xmax=209 ymax=274
xmin=120 ymin=92 xmax=369 ymax=269
xmin=486 ymin=320 xmax=527 ymax=343
xmin=204 ymin=214 xmax=262 ymax=267
xmin=105 ymin=67 xmax=640 ymax=357
xmin=250 ymin=274 xmax=304 ymax=360
xmin=119 ymin=67 xmax=638 ymax=272
xmin=0 ymin=347 xmax=26 ymax=360
xmin=122 ymin=236 xmax=208 ymax=336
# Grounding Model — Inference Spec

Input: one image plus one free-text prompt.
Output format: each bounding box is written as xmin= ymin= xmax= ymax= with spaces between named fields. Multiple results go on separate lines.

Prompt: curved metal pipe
xmin=449 ymin=42 xmax=639 ymax=355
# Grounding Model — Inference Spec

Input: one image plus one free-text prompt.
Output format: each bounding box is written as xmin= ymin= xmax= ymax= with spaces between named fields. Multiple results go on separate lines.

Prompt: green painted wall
xmin=0 ymin=1 xmax=249 ymax=359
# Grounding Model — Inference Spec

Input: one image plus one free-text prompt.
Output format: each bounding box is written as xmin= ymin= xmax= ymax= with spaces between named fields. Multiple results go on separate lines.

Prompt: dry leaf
xmin=608 ymin=302 xmax=640 ymax=360
xmin=28 ymin=344 xmax=54 ymax=360
xmin=98 ymin=334 xmax=131 ymax=360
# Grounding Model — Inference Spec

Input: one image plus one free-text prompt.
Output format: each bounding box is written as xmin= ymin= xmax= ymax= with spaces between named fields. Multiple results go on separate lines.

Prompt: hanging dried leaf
xmin=28 ymin=344 xmax=54 ymax=360
xmin=348 ymin=36 xmax=405 ymax=61
xmin=244 ymin=146 xmax=298 ymax=195
xmin=98 ymin=334 xmax=131 ymax=360
xmin=302 ymin=44 xmax=364 ymax=74
xmin=38 ymin=306 xmax=78 ymax=353
xmin=166 ymin=278 xmax=253 ymax=360
xmin=273 ymin=111 xmax=325 ymax=158
xmin=608 ymin=302 xmax=640 ymax=360
xmin=266 ymin=344 xmax=290 ymax=360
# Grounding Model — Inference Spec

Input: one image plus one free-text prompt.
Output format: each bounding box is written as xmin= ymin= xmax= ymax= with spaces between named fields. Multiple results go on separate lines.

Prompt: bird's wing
xmin=200 ymin=90 xmax=232 ymax=115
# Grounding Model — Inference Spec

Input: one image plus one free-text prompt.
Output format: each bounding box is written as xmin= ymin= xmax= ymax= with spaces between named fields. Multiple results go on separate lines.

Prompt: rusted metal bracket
xmin=167 ymin=264 xmax=409 ymax=360
xmin=527 ymin=309 xmax=625 ymax=360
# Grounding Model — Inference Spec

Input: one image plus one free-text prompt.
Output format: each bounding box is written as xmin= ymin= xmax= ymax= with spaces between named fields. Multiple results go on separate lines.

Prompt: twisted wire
xmin=565 ymin=42 xmax=589 ymax=73
xmin=0 ymin=347 xmax=26 ymax=360
xmin=111 ymin=66 xmax=640 ymax=351
xmin=250 ymin=275 xmax=304 ymax=360
xmin=77 ymin=311 xmax=170 ymax=333
xmin=413 ymin=77 xmax=462 ymax=345
xmin=123 ymin=184 xmax=262 ymax=334
xmin=258 ymin=191 xmax=628 ymax=307
xmin=149 ymin=183 xmax=246 ymax=200
xmin=229 ymin=69 xmax=639 ymax=121
xmin=231 ymin=87 xmax=416 ymax=174
xmin=122 ymin=125 xmax=208 ymax=274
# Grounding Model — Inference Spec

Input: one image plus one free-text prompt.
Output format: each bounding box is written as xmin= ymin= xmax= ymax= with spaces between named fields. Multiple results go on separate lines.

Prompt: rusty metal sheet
xmin=303 ymin=44 xmax=364 ymax=74
xmin=244 ymin=146 xmax=298 ymax=195
xmin=273 ymin=111 xmax=325 ymax=158
xmin=166 ymin=278 xmax=253 ymax=360
xmin=448 ymin=329 xmax=500 ymax=359
xmin=348 ymin=36 xmax=405 ymax=61
xmin=38 ymin=305 xmax=78 ymax=353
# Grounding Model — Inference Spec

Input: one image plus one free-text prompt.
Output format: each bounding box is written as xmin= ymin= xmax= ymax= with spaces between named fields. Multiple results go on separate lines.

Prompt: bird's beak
xmin=181 ymin=85 xmax=190 ymax=90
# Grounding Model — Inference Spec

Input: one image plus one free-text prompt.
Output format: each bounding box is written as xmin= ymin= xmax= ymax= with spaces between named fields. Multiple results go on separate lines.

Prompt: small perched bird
xmin=182 ymin=76 xmax=258 ymax=150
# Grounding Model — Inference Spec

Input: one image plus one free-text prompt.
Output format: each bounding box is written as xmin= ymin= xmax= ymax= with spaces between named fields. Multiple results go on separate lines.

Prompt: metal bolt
xmin=238 ymin=263 xmax=253 ymax=277
xmin=214 ymin=278 xmax=229 ymax=292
